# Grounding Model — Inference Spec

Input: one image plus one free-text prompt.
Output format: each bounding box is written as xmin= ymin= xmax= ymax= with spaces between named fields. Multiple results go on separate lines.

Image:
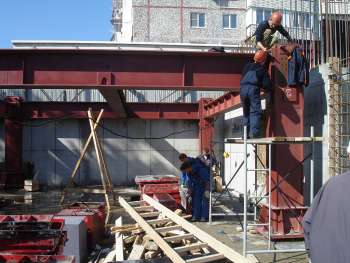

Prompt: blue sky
xmin=0 ymin=0 xmax=112 ymax=47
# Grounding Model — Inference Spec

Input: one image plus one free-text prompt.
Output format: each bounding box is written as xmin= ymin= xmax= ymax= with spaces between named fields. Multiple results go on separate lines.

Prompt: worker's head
xmin=270 ymin=12 xmax=283 ymax=28
xmin=254 ymin=50 xmax=267 ymax=64
xmin=204 ymin=147 xmax=210 ymax=154
xmin=178 ymin=153 xmax=188 ymax=163
xmin=347 ymin=141 xmax=350 ymax=159
xmin=180 ymin=161 xmax=192 ymax=174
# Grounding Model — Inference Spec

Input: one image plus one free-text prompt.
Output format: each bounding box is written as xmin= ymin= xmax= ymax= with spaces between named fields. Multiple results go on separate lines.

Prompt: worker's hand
xmin=204 ymin=190 xmax=210 ymax=199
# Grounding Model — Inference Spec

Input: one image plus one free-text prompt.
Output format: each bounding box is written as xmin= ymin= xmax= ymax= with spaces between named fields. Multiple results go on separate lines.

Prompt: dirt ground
xmin=0 ymin=188 xmax=309 ymax=263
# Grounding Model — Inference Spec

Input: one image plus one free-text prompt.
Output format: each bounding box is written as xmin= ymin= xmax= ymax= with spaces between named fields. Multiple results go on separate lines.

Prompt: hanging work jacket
xmin=287 ymin=46 xmax=309 ymax=87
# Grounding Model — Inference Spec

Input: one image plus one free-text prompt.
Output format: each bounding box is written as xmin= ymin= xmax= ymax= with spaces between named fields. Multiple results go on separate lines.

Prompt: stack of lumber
xmin=110 ymin=209 xmax=193 ymax=261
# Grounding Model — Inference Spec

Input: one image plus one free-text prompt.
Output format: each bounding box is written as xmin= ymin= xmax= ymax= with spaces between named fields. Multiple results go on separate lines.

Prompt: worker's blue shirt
xmin=240 ymin=62 xmax=272 ymax=90
xmin=191 ymin=160 xmax=210 ymax=183
xmin=254 ymin=20 xmax=292 ymax=42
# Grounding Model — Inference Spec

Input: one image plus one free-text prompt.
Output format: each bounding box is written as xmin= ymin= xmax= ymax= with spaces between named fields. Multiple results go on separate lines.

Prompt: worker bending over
xmin=240 ymin=50 xmax=272 ymax=138
xmin=303 ymin=141 xmax=350 ymax=263
xmin=249 ymin=11 xmax=292 ymax=51
xmin=180 ymin=160 xmax=210 ymax=222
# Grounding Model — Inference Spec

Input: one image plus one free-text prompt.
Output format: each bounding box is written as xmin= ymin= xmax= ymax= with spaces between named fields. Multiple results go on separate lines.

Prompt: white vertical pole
xmin=268 ymin=143 xmax=272 ymax=250
xmin=310 ymin=126 xmax=315 ymax=204
xmin=243 ymin=126 xmax=248 ymax=256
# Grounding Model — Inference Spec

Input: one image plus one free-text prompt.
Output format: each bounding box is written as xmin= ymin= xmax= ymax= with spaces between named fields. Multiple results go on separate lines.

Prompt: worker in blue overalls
xmin=240 ymin=50 xmax=272 ymax=138
xmin=180 ymin=160 xmax=210 ymax=222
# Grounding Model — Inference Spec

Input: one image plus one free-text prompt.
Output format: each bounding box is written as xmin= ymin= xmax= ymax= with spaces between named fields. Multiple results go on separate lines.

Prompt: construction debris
xmin=116 ymin=195 xmax=255 ymax=263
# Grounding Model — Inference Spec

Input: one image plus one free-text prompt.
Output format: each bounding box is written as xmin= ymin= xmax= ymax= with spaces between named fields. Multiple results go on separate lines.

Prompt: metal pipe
xmin=243 ymin=125 xmax=248 ymax=257
xmin=310 ymin=126 xmax=315 ymax=204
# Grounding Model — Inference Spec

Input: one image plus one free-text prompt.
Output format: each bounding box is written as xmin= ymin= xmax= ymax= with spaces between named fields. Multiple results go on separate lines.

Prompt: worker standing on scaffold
xmin=247 ymin=11 xmax=293 ymax=51
xmin=240 ymin=50 xmax=272 ymax=138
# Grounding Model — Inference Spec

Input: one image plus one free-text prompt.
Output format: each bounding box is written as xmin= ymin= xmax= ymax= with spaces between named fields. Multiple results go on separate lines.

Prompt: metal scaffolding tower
xmin=210 ymin=126 xmax=322 ymax=256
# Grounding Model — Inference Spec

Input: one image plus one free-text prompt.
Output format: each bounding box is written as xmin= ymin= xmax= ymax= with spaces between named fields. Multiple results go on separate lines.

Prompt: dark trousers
xmin=240 ymin=85 xmax=262 ymax=137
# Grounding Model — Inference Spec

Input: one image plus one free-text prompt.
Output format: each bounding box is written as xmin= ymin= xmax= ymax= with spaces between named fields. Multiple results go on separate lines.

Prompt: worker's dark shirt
xmin=240 ymin=62 xmax=272 ymax=91
xmin=303 ymin=171 xmax=350 ymax=263
xmin=254 ymin=20 xmax=292 ymax=42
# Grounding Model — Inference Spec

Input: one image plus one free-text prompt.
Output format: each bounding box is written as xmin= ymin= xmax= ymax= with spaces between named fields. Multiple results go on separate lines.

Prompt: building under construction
xmin=0 ymin=0 xmax=349 ymax=263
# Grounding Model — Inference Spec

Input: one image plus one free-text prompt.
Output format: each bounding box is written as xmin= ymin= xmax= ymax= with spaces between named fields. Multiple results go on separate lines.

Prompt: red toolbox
xmin=0 ymin=255 xmax=75 ymax=263
xmin=0 ymin=215 xmax=66 ymax=255
xmin=56 ymin=202 xmax=105 ymax=250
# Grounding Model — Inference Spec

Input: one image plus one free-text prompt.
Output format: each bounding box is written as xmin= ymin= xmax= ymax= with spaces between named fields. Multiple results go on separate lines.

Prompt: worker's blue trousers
xmin=240 ymin=85 xmax=262 ymax=137
xmin=191 ymin=183 xmax=209 ymax=220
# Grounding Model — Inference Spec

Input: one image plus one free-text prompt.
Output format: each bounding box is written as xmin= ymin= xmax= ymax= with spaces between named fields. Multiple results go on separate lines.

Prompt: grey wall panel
xmin=19 ymin=119 xmax=199 ymax=187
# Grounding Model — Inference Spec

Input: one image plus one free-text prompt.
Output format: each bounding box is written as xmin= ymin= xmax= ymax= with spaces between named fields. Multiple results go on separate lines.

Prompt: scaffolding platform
xmin=225 ymin=136 xmax=323 ymax=144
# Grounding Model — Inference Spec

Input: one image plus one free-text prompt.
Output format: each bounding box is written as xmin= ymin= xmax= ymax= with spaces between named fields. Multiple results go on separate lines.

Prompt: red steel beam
xmin=203 ymin=92 xmax=242 ymax=119
xmin=0 ymin=49 xmax=251 ymax=91
xmin=0 ymin=102 xmax=199 ymax=120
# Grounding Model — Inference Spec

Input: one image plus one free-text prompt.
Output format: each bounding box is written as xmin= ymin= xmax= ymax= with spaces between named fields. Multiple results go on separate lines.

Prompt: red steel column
xmin=1 ymin=96 xmax=24 ymax=188
xmin=259 ymin=45 xmax=306 ymax=239
xmin=198 ymin=98 xmax=214 ymax=153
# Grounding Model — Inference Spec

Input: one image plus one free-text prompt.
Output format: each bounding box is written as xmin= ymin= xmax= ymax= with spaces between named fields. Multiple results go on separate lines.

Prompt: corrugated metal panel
xmin=124 ymin=90 xmax=224 ymax=102
xmin=1 ymin=89 xmax=223 ymax=102
xmin=0 ymin=89 xmax=25 ymax=100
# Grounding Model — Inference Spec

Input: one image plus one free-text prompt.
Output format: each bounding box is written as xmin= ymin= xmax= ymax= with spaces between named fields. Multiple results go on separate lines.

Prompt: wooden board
xmin=115 ymin=217 xmax=124 ymax=261
xmin=143 ymin=194 xmax=255 ymax=263
xmin=119 ymin=197 xmax=186 ymax=263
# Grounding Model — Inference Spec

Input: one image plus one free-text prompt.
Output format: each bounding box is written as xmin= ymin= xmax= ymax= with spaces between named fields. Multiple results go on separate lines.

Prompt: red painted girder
xmin=0 ymin=49 xmax=251 ymax=90
xmin=0 ymin=102 xmax=199 ymax=120
xmin=203 ymin=92 xmax=241 ymax=118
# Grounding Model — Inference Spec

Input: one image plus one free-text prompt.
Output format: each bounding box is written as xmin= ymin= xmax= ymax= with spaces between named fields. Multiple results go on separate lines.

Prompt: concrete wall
xmin=22 ymin=119 xmax=199 ymax=187
xmin=130 ymin=0 xmax=247 ymax=44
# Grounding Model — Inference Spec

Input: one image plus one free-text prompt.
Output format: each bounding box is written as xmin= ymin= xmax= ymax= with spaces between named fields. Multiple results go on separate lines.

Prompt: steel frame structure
xmin=0 ymin=45 xmax=313 ymax=249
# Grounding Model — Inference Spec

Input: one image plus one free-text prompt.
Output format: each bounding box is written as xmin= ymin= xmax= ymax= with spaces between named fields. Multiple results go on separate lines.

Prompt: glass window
xmin=231 ymin=14 xmax=237 ymax=28
xmin=304 ymin=13 xmax=311 ymax=28
xmin=256 ymin=8 xmax=264 ymax=23
xmin=191 ymin=13 xmax=205 ymax=28
xmin=223 ymin=14 xmax=237 ymax=29
xmin=293 ymin=12 xmax=299 ymax=27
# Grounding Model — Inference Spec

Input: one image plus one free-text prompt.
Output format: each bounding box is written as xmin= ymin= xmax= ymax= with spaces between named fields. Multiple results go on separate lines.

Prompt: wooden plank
xmin=147 ymin=218 xmax=172 ymax=225
xmin=155 ymin=225 xmax=182 ymax=233
xmin=103 ymin=250 xmax=116 ymax=263
xmin=147 ymin=215 xmax=191 ymax=226
xmin=143 ymin=194 xmax=255 ymax=263
xmin=128 ymin=200 xmax=146 ymax=206
xmin=186 ymin=254 xmax=225 ymax=263
xmin=164 ymin=234 xmax=194 ymax=242
xmin=60 ymin=109 xmax=104 ymax=204
xmin=174 ymin=243 xmax=208 ymax=253
xmin=115 ymin=217 xmax=124 ymax=261
xmin=128 ymin=245 xmax=145 ymax=260
xmin=119 ymin=197 xmax=186 ymax=263
xmin=134 ymin=206 xmax=155 ymax=212
xmin=140 ymin=212 xmax=161 ymax=218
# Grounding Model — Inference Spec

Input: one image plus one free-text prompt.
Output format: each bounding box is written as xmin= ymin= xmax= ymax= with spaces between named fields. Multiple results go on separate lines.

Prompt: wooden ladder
xmin=119 ymin=194 xmax=256 ymax=263
xmin=60 ymin=108 xmax=116 ymax=224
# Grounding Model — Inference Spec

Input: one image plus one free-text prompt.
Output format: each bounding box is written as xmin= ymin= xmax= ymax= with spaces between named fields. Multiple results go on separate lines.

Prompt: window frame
xmin=190 ymin=12 xmax=206 ymax=28
xmin=223 ymin=14 xmax=238 ymax=29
